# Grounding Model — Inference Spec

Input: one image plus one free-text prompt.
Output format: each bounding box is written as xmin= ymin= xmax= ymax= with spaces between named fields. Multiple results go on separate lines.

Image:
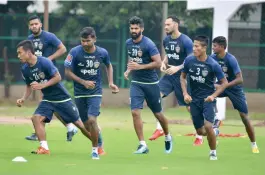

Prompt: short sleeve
xmin=102 ymin=49 xmax=111 ymax=66
xmin=21 ymin=70 xmax=31 ymax=86
xmin=229 ymin=56 xmax=241 ymax=75
xmin=49 ymin=33 xmax=62 ymax=48
xmin=182 ymin=57 xmax=191 ymax=74
xmin=147 ymin=40 xmax=159 ymax=57
xmin=42 ymin=58 xmax=58 ymax=77
xmin=64 ymin=49 xmax=76 ymax=69
xmin=214 ymin=62 xmax=225 ymax=81
xmin=183 ymin=37 xmax=193 ymax=56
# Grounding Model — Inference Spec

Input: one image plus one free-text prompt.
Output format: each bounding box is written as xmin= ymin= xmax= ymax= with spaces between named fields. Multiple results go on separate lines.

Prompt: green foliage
xmin=234 ymin=4 xmax=259 ymax=21
xmin=63 ymin=80 xmax=74 ymax=98
xmin=55 ymin=1 xmax=213 ymax=33
xmin=55 ymin=1 xmax=260 ymax=34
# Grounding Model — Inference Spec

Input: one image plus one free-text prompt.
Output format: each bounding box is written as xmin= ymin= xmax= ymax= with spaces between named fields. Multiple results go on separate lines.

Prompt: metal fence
xmin=0 ymin=13 xmax=265 ymax=92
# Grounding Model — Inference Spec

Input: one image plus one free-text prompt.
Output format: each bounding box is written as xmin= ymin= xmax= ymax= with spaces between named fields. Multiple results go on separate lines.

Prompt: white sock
xmin=92 ymin=147 xmax=98 ymax=154
xmin=251 ymin=142 xmax=257 ymax=148
xmin=210 ymin=150 xmax=216 ymax=155
xmin=40 ymin=141 xmax=49 ymax=150
xmin=196 ymin=134 xmax=203 ymax=139
xmin=165 ymin=134 xmax=172 ymax=141
xmin=66 ymin=123 xmax=75 ymax=132
xmin=156 ymin=120 xmax=163 ymax=130
xmin=139 ymin=141 xmax=147 ymax=147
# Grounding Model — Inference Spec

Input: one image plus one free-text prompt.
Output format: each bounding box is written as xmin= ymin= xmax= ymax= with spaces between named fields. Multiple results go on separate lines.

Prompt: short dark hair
xmin=194 ymin=35 xmax=209 ymax=47
xmin=28 ymin=15 xmax=41 ymax=23
xmin=212 ymin=36 xmax=227 ymax=49
xmin=79 ymin=27 xmax=96 ymax=38
xmin=129 ymin=16 xmax=144 ymax=28
xmin=17 ymin=40 xmax=35 ymax=54
xmin=167 ymin=15 xmax=180 ymax=24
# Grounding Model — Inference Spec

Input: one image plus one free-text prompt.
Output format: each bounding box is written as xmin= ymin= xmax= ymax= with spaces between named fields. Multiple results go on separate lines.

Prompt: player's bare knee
xmin=131 ymin=110 xmax=140 ymax=118
xmin=32 ymin=115 xmax=44 ymax=123
xmin=73 ymin=120 xmax=83 ymax=129
xmin=87 ymin=117 xmax=97 ymax=127
xmin=204 ymin=121 xmax=213 ymax=133
xmin=239 ymin=112 xmax=250 ymax=126
xmin=154 ymin=112 xmax=164 ymax=119
xmin=196 ymin=129 xmax=204 ymax=136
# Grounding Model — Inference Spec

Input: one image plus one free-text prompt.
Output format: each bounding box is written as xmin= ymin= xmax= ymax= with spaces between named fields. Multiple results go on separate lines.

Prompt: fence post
xmin=3 ymin=47 xmax=13 ymax=98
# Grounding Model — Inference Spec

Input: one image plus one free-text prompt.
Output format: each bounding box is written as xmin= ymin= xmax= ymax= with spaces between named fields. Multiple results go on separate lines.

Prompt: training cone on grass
xmin=12 ymin=156 xmax=27 ymax=162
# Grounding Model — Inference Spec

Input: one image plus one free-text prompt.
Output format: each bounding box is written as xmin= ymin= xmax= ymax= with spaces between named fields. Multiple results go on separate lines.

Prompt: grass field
xmin=0 ymin=106 xmax=264 ymax=175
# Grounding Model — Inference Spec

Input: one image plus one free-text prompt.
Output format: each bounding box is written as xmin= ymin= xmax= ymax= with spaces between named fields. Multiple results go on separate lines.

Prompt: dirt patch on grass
xmin=0 ymin=117 xmax=264 ymax=128
xmin=254 ymin=120 xmax=265 ymax=127
xmin=0 ymin=117 xmax=31 ymax=124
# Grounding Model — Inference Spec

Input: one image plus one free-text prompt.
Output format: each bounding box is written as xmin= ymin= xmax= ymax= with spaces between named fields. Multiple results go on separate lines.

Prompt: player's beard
xmin=31 ymin=27 xmax=41 ymax=35
xmin=131 ymin=32 xmax=141 ymax=40
xmin=166 ymin=30 xmax=174 ymax=35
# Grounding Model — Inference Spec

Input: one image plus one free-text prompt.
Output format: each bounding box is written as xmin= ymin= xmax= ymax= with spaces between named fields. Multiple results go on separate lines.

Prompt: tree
xmin=55 ymin=1 xmax=213 ymax=33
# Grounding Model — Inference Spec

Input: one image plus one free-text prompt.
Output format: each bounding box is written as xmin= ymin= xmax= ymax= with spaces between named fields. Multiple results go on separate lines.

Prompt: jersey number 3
xmin=196 ymin=68 xmax=200 ymax=75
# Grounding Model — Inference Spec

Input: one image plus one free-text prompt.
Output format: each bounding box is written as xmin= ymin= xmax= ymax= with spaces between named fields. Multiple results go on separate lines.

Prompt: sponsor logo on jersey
xmin=190 ymin=75 xmax=205 ymax=83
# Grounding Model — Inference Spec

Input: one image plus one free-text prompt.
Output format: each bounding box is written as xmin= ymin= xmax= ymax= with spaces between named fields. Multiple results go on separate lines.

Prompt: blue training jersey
xmin=28 ymin=31 xmax=62 ymax=65
xmin=21 ymin=56 xmax=71 ymax=102
xmin=163 ymin=34 xmax=193 ymax=68
xmin=183 ymin=55 xmax=225 ymax=100
xmin=64 ymin=45 xmax=111 ymax=97
xmin=211 ymin=52 xmax=242 ymax=91
xmin=126 ymin=36 xmax=160 ymax=83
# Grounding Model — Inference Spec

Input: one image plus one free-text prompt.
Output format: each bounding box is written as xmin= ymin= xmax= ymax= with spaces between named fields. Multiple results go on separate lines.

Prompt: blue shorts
xmin=159 ymin=75 xmax=187 ymax=106
xmin=34 ymin=100 xmax=80 ymax=124
xmin=75 ymin=96 xmax=101 ymax=122
xmin=130 ymin=82 xmax=162 ymax=113
xmin=219 ymin=88 xmax=248 ymax=114
xmin=190 ymin=100 xmax=216 ymax=129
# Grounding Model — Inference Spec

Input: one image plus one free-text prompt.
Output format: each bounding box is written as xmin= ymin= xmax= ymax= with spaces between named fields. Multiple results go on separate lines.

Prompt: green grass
xmin=0 ymin=107 xmax=264 ymax=175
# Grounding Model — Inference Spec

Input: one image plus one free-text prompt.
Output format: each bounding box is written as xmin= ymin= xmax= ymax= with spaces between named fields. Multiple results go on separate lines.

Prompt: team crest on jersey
xmin=202 ymin=69 xmax=208 ymax=77
xmin=137 ymin=49 xmax=143 ymax=57
xmin=175 ymin=45 xmax=180 ymax=53
xmin=222 ymin=66 xmax=228 ymax=72
xmin=94 ymin=61 xmax=100 ymax=68
xmin=34 ymin=42 xmax=38 ymax=48
xmin=38 ymin=72 xmax=45 ymax=79
xmin=38 ymin=42 xmax=43 ymax=50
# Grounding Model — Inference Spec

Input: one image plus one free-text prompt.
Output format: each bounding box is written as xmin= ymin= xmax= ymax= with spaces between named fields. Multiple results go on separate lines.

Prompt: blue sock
xmin=98 ymin=132 xmax=103 ymax=147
